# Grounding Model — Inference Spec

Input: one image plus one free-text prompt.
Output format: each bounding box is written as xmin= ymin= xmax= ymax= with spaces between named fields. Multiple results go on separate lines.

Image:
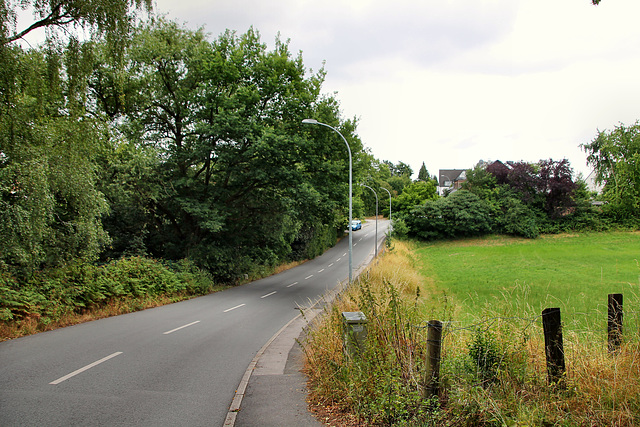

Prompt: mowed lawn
xmin=415 ymin=232 xmax=640 ymax=333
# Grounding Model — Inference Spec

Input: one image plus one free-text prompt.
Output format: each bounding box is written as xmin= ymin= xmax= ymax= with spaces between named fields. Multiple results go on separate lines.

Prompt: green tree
xmin=462 ymin=162 xmax=498 ymax=199
xmin=106 ymin=20 xmax=362 ymax=281
xmin=0 ymin=43 xmax=110 ymax=276
xmin=384 ymin=160 xmax=413 ymax=178
xmin=404 ymin=190 xmax=492 ymax=241
xmin=393 ymin=180 xmax=437 ymax=217
xmin=1 ymin=0 xmax=152 ymax=46
xmin=582 ymin=121 xmax=640 ymax=221
xmin=417 ymin=162 xmax=430 ymax=181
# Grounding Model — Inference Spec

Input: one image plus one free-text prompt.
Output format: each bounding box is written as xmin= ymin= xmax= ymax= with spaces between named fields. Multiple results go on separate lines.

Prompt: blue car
xmin=351 ymin=220 xmax=362 ymax=231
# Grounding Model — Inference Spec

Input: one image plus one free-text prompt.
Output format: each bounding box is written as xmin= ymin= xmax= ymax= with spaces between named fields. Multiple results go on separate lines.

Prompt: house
xmin=438 ymin=169 xmax=467 ymax=194
xmin=585 ymin=170 xmax=604 ymax=194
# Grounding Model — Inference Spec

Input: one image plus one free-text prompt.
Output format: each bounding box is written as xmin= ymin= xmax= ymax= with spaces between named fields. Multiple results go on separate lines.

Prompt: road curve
xmin=0 ymin=219 xmax=389 ymax=426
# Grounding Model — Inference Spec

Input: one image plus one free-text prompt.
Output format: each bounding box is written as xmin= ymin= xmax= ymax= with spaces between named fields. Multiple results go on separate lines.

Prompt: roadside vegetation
xmin=1 ymin=5 xmax=408 ymax=336
xmin=3 ymin=9 xmax=640 ymax=424
xmin=0 ymin=257 xmax=227 ymax=341
xmin=304 ymin=234 xmax=640 ymax=426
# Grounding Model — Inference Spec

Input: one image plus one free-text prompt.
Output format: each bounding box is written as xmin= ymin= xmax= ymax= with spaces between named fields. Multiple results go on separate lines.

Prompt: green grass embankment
xmin=304 ymin=233 xmax=640 ymax=426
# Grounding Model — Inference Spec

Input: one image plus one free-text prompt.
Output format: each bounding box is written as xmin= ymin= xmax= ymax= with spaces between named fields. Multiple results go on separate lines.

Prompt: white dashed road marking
xmin=260 ymin=291 xmax=277 ymax=298
xmin=50 ymin=352 xmax=123 ymax=385
xmin=163 ymin=320 xmax=200 ymax=335
xmin=224 ymin=304 xmax=246 ymax=313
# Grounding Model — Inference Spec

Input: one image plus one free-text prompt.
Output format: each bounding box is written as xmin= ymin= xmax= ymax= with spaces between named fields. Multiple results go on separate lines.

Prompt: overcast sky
xmin=21 ymin=0 xmax=640 ymax=179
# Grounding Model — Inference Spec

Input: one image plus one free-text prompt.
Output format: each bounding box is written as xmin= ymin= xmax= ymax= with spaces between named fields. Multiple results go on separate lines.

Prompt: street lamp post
xmin=302 ymin=119 xmax=353 ymax=284
xmin=360 ymin=183 xmax=378 ymax=258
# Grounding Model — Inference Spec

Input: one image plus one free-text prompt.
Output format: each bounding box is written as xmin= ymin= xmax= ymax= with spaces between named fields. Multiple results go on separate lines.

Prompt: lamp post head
xmin=302 ymin=119 xmax=319 ymax=124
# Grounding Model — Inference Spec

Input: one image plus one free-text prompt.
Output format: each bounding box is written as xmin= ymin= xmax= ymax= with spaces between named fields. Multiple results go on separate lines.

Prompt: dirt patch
xmin=430 ymin=235 xmax=532 ymax=248
xmin=308 ymin=398 xmax=363 ymax=426
xmin=539 ymin=233 xmax=580 ymax=239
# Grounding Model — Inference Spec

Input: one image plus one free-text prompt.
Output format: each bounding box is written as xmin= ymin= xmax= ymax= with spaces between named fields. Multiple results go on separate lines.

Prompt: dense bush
xmin=290 ymin=222 xmax=338 ymax=261
xmin=403 ymin=191 xmax=493 ymax=241
xmin=0 ymin=257 xmax=215 ymax=325
xmin=496 ymin=197 xmax=540 ymax=239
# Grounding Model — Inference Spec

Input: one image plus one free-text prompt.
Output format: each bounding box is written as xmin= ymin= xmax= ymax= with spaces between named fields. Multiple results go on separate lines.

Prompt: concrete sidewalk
xmin=225 ymin=232 xmax=386 ymax=427
xmin=229 ymin=308 xmax=324 ymax=427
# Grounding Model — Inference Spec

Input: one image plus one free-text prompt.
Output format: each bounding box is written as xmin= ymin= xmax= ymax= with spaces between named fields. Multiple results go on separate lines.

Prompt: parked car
xmin=351 ymin=219 xmax=362 ymax=231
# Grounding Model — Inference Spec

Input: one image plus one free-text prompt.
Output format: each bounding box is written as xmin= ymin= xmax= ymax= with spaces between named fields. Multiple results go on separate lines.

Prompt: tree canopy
xmin=583 ymin=121 xmax=640 ymax=221
xmin=0 ymin=17 xmax=379 ymax=283
xmin=1 ymin=0 xmax=152 ymax=46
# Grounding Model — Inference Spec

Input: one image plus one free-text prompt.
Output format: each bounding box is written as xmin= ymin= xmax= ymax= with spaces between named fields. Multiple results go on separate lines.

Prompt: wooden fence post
xmin=423 ymin=320 xmax=443 ymax=399
xmin=542 ymin=307 xmax=566 ymax=388
xmin=608 ymin=293 xmax=623 ymax=354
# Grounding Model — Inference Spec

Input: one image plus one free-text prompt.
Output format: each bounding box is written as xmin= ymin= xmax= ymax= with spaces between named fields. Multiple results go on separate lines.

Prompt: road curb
xmin=223 ymin=310 xmax=300 ymax=426
xmin=224 ymin=224 xmax=387 ymax=426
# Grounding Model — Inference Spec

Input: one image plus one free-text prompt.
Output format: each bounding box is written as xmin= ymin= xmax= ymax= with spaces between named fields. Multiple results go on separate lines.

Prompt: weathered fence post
xmin=608 ymin=293 xmax=623 ymax=354
xmin=423 ymin=320 xmax=443 ymax=399
xmin=542 ymin=308 xmax=566 ymax=388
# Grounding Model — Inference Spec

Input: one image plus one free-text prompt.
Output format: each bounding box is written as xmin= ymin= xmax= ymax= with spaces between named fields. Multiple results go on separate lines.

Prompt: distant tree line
xmin=395 ymin=136 xmax=640 ymax=241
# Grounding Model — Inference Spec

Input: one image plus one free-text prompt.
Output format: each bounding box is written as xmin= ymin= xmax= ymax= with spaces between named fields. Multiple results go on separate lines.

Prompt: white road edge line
xmin=260 ymin=291 xmax=277 ymax=299
xmin=224 ymin=304 xmax=246 ymax=313
xmin=163 ymin=320 xmax=201 ymax=335
xmin=49 ymin=352 xmax=123 ymax=385
xmin=286 ymin=281 xmax=298 ymax=287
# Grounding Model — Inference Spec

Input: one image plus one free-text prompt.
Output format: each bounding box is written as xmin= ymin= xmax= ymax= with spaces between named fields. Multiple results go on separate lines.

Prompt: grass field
xmin=415 ymin=232 xmax=640 ymax=335
xmin=305 ymin=235 xmax=640 ymax=426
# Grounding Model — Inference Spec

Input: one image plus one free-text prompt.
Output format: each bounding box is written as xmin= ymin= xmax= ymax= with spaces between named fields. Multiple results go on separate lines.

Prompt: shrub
xmin=467 ymin=329 xmax=502 ymax=384
xmin=0 ymin=256 xmax=217 ymax=337
xmin=499 ymin=197 xmax=540 ymax=238
xmin=404 ymin=191 xmax=493 ymax=241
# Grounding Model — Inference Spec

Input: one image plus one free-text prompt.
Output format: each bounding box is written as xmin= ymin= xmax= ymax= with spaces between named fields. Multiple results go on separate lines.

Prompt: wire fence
xmin=415 ymin=293 xmax=640 ymax=396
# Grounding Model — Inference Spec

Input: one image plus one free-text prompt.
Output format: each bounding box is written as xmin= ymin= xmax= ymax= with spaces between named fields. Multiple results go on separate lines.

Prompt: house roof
xmin=438 ymin=169 xmax=466 ymax=187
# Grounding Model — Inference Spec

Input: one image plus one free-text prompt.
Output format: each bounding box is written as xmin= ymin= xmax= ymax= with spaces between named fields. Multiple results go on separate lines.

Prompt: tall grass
xmin=305 ymin=241 xmax=432 ymax=425
xmin=304 ymin=234 xmax=640 ymax=426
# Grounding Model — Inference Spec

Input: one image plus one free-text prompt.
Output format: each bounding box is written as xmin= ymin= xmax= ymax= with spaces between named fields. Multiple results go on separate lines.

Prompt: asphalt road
xmin=0 ymin=219 xmax=389 ymax=426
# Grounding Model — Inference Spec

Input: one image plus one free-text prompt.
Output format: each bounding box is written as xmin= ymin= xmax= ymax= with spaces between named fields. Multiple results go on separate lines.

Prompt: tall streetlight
xmin=302 ymin=119 xmax=353 ymax=283
xmin=360 ymin=183 xmax=378 ymax=258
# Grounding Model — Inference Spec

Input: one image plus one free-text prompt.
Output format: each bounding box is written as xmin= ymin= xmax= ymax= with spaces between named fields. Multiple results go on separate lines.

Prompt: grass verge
xmin=303 ymin=234 xmax=640 ymax=426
